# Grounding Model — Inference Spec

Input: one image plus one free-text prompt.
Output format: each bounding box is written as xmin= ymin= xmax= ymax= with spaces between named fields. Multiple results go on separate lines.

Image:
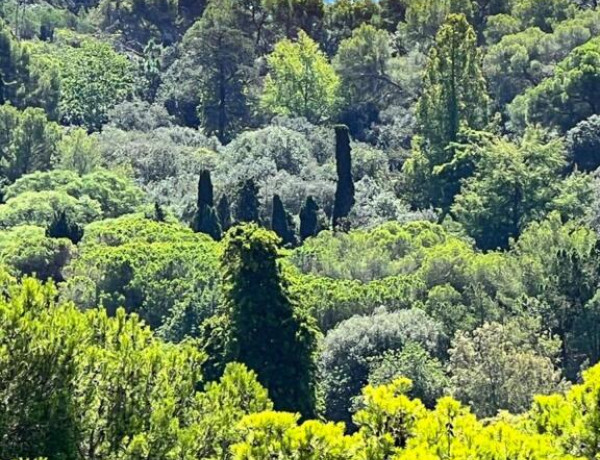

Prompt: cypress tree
xmin=299 ymin=196 xmax=319 ymax=241
xmin=192 ymin=170 xmax=222 ymax=240
xmin=46 ymin=211 xmax=84 ymax=244
xmin=217 ymin=194 xmax=233 ymax=232
xmin=332 ymin=125 xmax=355 ymax=230
xmin=198 ymin=169 xmax=214 ymax=208
xmin=271 ymin=194 xmax=296 ymax=247
xmin=235 ymin=178 xmax=260 ymax=224
xmin=153 ymin=201 xmax=166 ymax=222
xmin=220 ymin=224 xmax=320 ymax=418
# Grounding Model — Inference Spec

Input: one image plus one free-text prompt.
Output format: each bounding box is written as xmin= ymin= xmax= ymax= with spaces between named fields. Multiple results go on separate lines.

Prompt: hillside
xmin=2 ymin=0 xmax=600 ymax=458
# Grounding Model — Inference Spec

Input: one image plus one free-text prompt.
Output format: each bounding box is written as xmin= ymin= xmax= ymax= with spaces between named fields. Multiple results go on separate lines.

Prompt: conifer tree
xmin=220 ymin=224 xmax=320 ymax=417
xmin=299 ymin=196 xmax=319 ymax=241
xmin=46 ymin=211 xmax=84 ymax=244
xmin=153 ymin=202 xmax=166 ymax=222
xmin=235 ymin=179 xmax=260 ymax=224
xmin=192 ymin=170 xmax=221 ymax=240
xmin=271 ymin=194 xmax=296 ymax=247
xmin=217 ymin=194 xmax=233 ymax=232
xmin=332 ymin=125 xmax=355 ymax=230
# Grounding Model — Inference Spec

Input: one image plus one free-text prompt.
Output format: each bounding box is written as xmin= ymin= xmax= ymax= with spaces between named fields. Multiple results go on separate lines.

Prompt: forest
xmin=2 ymin=0 xmax=600 ymax=458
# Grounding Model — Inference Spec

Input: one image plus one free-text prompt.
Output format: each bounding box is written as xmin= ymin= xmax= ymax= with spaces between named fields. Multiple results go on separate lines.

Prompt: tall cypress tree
xmin=217 ymin=194 xmax=233 ymax=232
xmin=192 ymin=170 xmax=222 ymax=240
xmin=332 ymin=125 xmax=355 ymax=230
xmin=220 ymin=224 xmax=320 ymax=418
xmin=299 ymin=196 xmax=319 ymax=241
xmin=271 ymin=194 xmax=296 ymax=247
xmin=235 ymin=178 xmax=260 ymax=224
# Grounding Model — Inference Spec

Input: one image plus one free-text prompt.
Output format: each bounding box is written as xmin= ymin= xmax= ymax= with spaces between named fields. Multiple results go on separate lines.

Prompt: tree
xmin=261 ymin=30 xmax=340 ymax=123
xmin=299 ymin=196 xmax=319 ymax=241
xmin=332 ymin=125 xmax=355 ymax=230
xmin=452 ymin=129 xmax=566 ymax=250
xmin=449 ymin=320 xmax=565 ymax=417
xmin=235 ymin=179 xmax=260 ymax=224
xmin=271 ymin=194 xmax=296 ymax=247
xmin=220 ymin=224 xmax=320 ymax=417
xmin=406 ymin=14 xmax=489 ymax=209
xmin=46 ymin=210 xmax=84 ymax=244
xmin=566 ymin=115 xmax=600 ymax=172
xmin=333 ymin=24 xmax=398 ymax=137
xmin=183 ymin=0 xmax=255 ymax=142
xmin=192 ymin=170 xmax=221 ymax=240
xmin=217 ymin=194 xmax=233 ymax=231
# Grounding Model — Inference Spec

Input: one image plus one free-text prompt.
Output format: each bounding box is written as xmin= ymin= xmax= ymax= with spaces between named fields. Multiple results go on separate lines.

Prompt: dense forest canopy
xmin=3 ymin=0 xmax=600 ymax=458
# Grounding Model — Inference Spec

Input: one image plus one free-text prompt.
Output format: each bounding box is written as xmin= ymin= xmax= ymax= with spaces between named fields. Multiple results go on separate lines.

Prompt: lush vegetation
xmin=3 ymin=0 xmax=600 ymax=457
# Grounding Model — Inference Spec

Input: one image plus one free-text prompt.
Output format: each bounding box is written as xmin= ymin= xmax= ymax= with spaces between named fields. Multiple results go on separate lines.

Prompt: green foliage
xmin=406 ymin=14 xmax=489 ymax=209
xmin=216 ymin=224 xmax=321 ymax=418
xmin=333 ymin=125 xmax=355 ymax=229
xmin=452 ymin=128 xmax=567 ymax=250
xmin=262 ymin=30 xmax=340 ymax=123
xmin=46 ymin=210 xmax=84 ymax=244
xmin=63 ymin=213 xmax=220 ymax=340
xmin=0 ymin=104 xmax=61 ymax=182
xmin=510 ymin=36 xmax=600 ymax=132
xmin=29 ymin=31 xmax=134 ymax=130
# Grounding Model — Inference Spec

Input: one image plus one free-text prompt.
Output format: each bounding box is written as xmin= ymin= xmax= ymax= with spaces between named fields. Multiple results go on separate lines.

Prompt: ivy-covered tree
xmin=219 ymin=224 xmax=321 ymax=417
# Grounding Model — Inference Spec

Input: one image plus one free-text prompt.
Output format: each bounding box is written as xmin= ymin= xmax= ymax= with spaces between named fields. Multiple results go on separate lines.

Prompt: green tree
xmin=219 ymin=224 xmax=321 ymax=418
xmin=183 ymin=0 xmax=255 ymax=142
xmin=217 ymin=194 xmax=233 ymax=231
xmin=235 ymin=179 xmax=260 ymax=224
xmin=262 ymin=30 xmax=340 ymax=123
xmin=299 ymin=195 xmax=319 ymax=241
xmin=406 ymin=14 xmax=489 ymax=209
xmin=332 ymin=125 xmax=355 ymax=230
xmin=271 ymin=194 xmax=296 ymax=247
xmin=192 ymin=170 xmax=221 ymax=240
xmin=452 ymin=129 xmax=566 ymax=250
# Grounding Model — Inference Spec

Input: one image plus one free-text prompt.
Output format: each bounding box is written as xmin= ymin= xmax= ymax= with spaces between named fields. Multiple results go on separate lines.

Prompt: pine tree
xmin=220 ymin=224 xmax=320 ymax=417
xmin=412 ymin=13 xmax=489 ymax=209
xmin=271 ymin=194 xmax=296 ymax=247
xmin=192 ymin=170 xmax=221 ymax=240
xmin=299 ymin=196 xmax=319 ymax=242
xmin=46 ymin=211 xmax=84 ymax=244
xmin=235 ymin=179 xmax=260 ymax=224
xmin=217 ymin=194 xmax=233 ymax=231
xmin=332 ymin=125 xmax=355 ymax=230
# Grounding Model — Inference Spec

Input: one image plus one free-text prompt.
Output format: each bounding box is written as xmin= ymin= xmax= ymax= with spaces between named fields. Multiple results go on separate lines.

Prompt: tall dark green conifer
xmin=299 ymin=196 xmax=319 ymax=241
xmin=217 ymin=194 xmax=233 ymax=231
xmin=235 ymin=179 xmax=260 ymax=224
xmin=271 ymin=194 xmax=296 ymax=247
xmin=192 ymin=170 xmax=221 ymax=240
xmin=220 ymin=224 xmax=320 ymax=417
xmin=332 ymin=125 xmax=355 ymax=230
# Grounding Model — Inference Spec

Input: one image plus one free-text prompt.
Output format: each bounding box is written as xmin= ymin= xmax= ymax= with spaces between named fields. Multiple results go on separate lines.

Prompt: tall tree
xmin=220 ymin=224 xmax=320 ymax=417
xmin=192 ymin=170 xmax=221 ymax=240
xmin=271 ymin=194 xmax=296 ymax=247
xmin=235 ymin=179 xmax=260 ymax=224
xmin=332 ymin=125 xmax=355 ymax=230
xmin=299 ymin=196 xmax=319 ymax=241
xmin=185 ymin=0 xmax=255 ymax=142
xmin=405 ymin=14 xmax=489 ymax=209
xmin=217 ymin=194 xmax=233 ymax=232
